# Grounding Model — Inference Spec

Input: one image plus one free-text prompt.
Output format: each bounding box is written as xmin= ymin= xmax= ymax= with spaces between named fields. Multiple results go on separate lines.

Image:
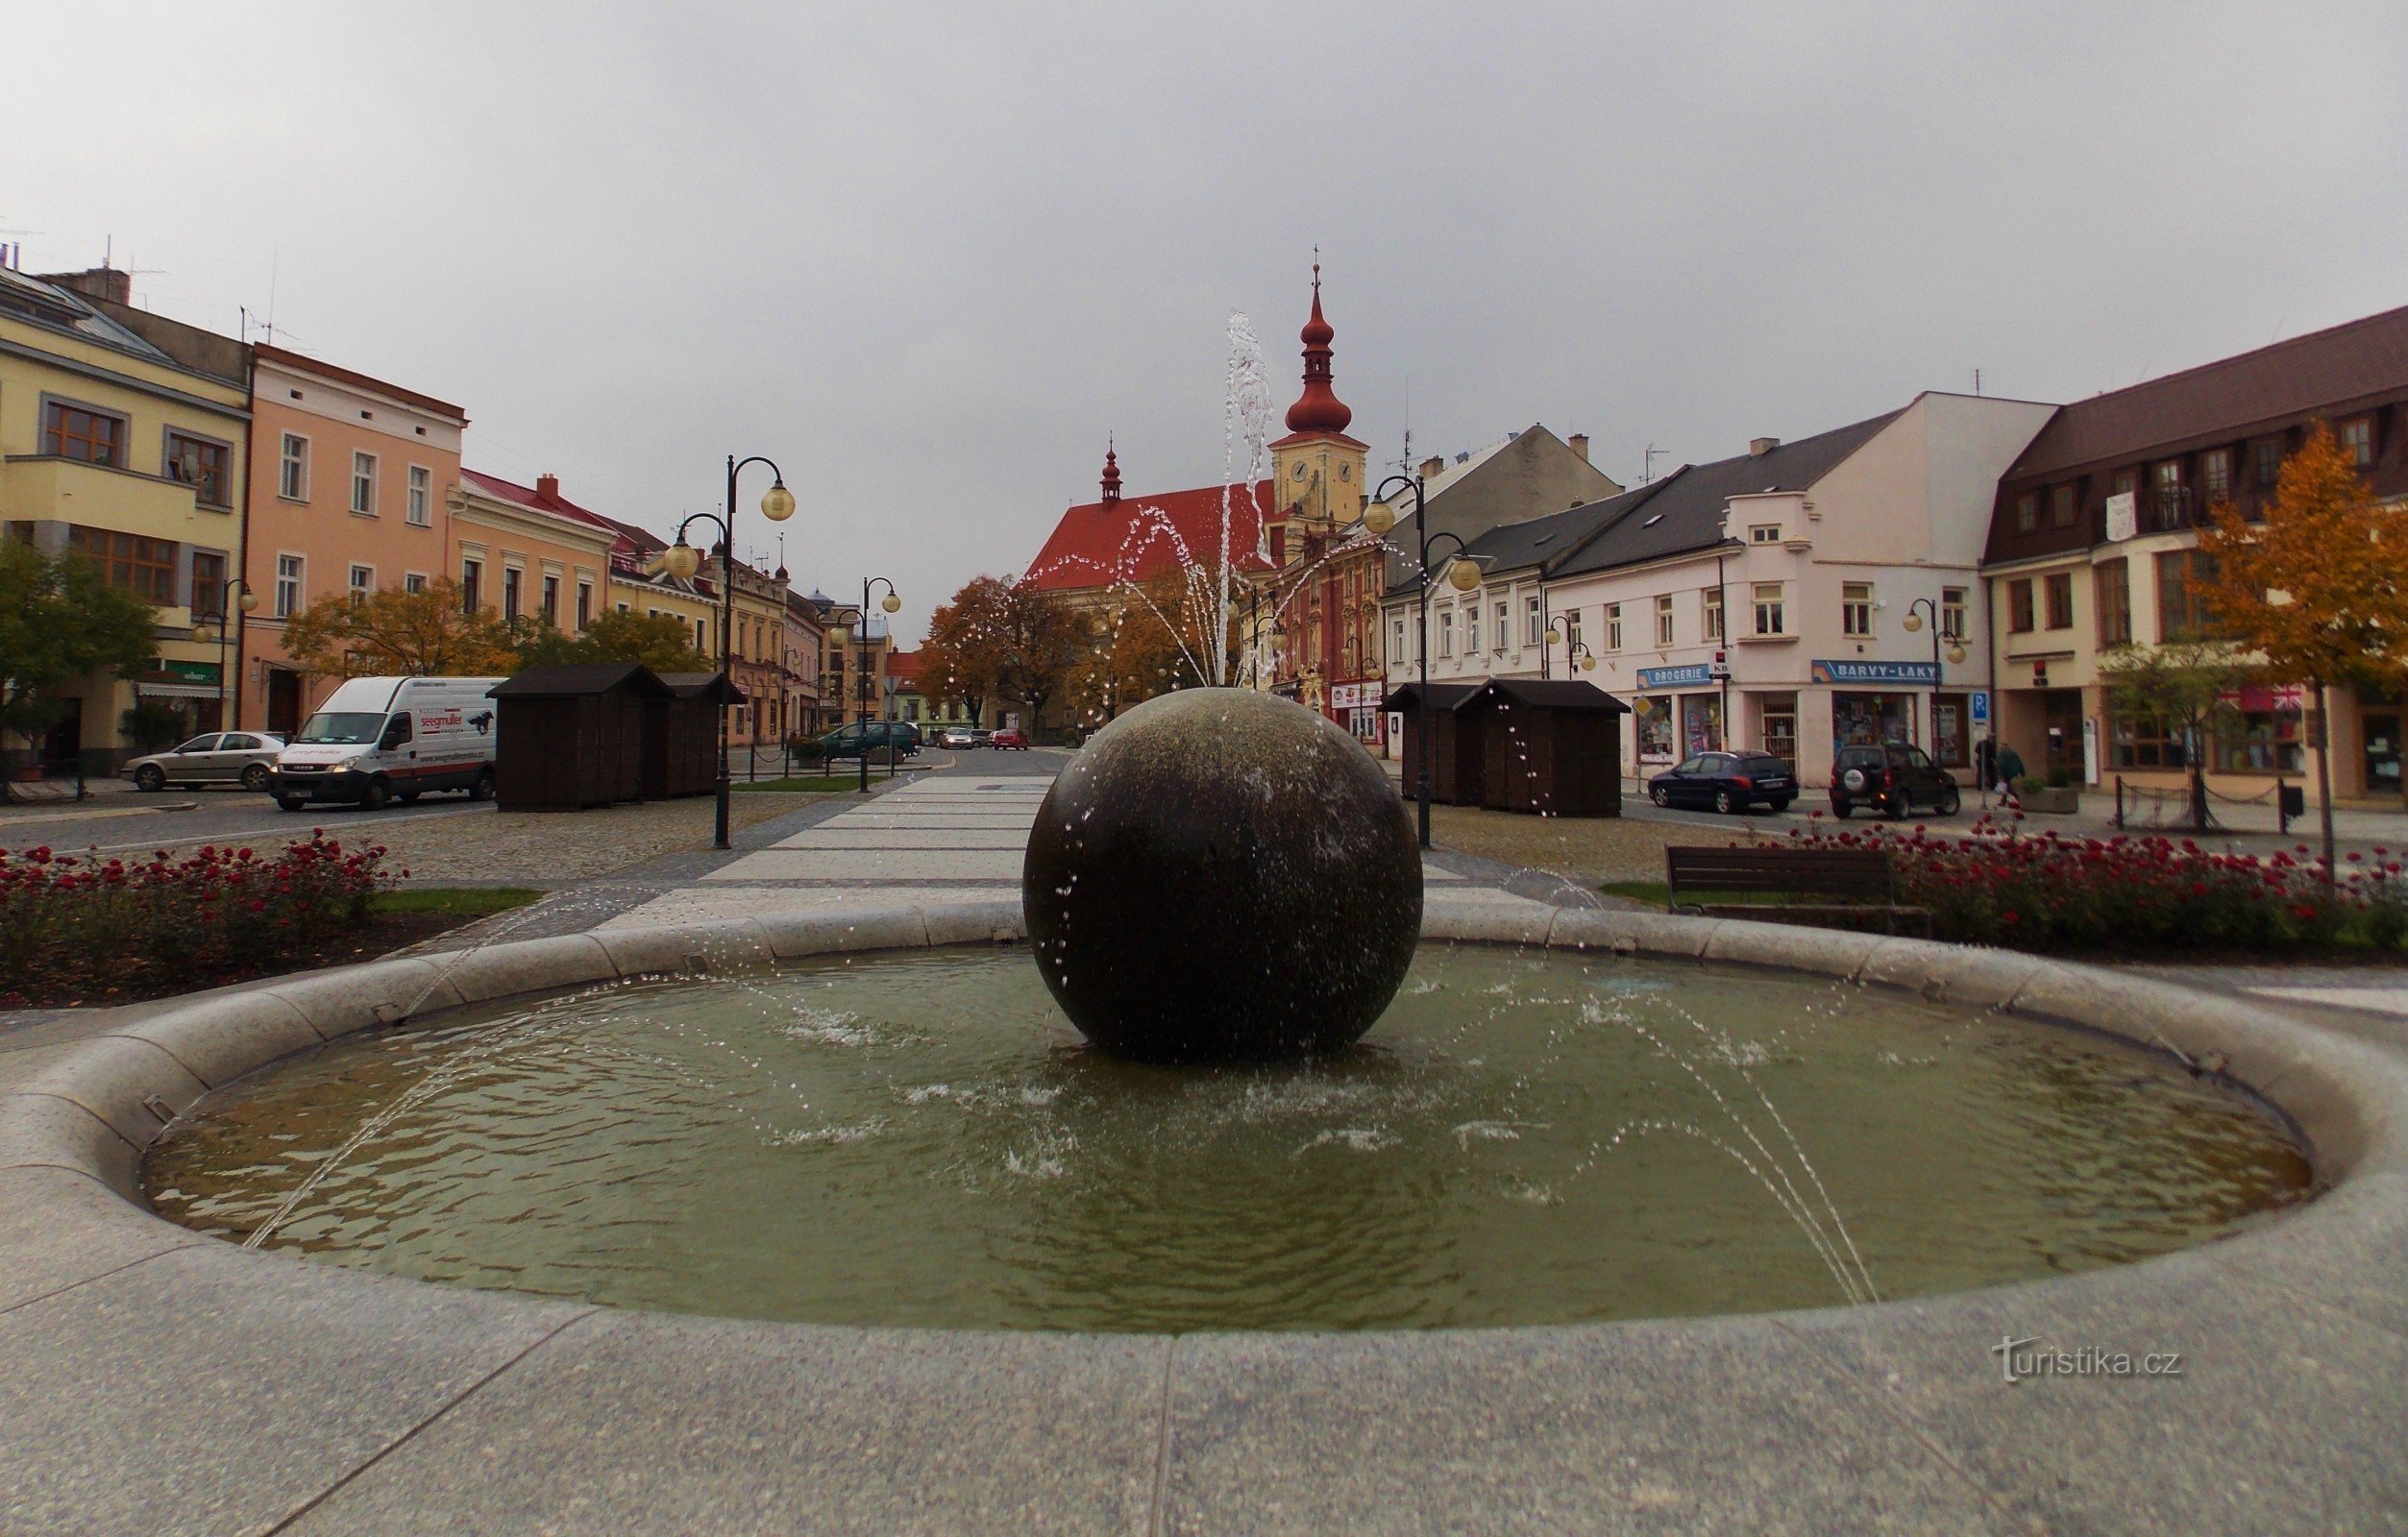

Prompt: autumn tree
xmin=2197 ymin=423 xmax=2408 ymax=870
xmin=921 ymin=575 xmax=1093 ymax=736
xmin=281 ymin=577 xmax=518 ymax=678
xmin=0 ymin=539 xmax=158 ymax=755
xmin=512 ymin=610 xmax=710 ymax=673
xmin=2097 ymin=638 xmax=2251 ymax=833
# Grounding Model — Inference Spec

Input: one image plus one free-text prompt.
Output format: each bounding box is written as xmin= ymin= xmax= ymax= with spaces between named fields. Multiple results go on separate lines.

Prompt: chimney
xmin=535 ymin=474 xmax=560 ymax=501
xmin=1418 ymin=455 xmax=1444 ymax=479
xmin=1569 ymin=433 xmax=1590 ymax=463
xmin=1749 ymin=437 xmax=1780 ymax=457
xmin=37 ymin=266 xmax=133 ymax=307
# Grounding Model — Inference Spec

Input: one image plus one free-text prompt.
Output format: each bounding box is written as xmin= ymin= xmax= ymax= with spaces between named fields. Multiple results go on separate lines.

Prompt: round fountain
xmin=1022 ymin=689 xmax=1420 ymax=1063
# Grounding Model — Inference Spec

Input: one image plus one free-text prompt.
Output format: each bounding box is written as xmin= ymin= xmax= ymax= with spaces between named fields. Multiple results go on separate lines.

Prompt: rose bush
xmin=0 ymin=834 xmax=393 ymax=1000
xmin=1781 ymin=815 xmax=2406 ymax=954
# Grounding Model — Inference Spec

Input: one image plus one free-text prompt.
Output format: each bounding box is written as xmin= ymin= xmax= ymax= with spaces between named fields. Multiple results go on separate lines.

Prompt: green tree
xmin=0 ymin=538 xmax=159 ymax=752
xmin=2097 ymin=639 xmax=2252 ymax=834
xmin=514 ymin=609 xmax=711 ymax=673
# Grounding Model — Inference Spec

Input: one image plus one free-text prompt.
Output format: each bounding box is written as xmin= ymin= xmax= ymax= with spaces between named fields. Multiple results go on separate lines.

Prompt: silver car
xmin=123 ymin=732 xmax=289 ymax=793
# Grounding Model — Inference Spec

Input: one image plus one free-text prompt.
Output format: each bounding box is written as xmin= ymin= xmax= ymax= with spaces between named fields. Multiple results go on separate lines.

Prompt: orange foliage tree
xmin=2197 ymin=423 xmax=2408 ymax=870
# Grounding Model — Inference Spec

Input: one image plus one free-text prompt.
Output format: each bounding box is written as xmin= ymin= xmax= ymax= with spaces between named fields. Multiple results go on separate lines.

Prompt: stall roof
xmin=655 ymin=671 xmax=749 ymax=703
xmin=489 ymin=663 xmax=676 ymax=699
xmin=1384 ymin=682 xmax=1485 ymax=712
xmin=1467 ymin=678 xmax=1630 ymax=714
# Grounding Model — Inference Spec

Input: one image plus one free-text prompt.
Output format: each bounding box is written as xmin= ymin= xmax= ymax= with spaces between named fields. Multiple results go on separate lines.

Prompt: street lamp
xmin=856 ymin=577 xmax=901 ymax=793
xmin=1365 ymin=476 xmax=1483 ymax=849
xmin=1902 ymin=598 xmax=1969 ymax=767
xmin=215 ymin=579 xmax=258 ymax=731
xmin=663 ymin=454 xmax=794 ymax=850
xmin=1544 ymin=617 xmax=1598 ymax=679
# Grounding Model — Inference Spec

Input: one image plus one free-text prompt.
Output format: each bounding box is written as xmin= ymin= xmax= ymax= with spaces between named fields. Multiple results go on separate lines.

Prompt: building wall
xmin=239 ymin=353 xmax=464 ymax=732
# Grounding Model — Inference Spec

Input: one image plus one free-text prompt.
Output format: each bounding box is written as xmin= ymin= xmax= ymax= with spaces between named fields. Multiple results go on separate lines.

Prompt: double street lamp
xmin=1901 ymin=598 xmax=1969 ymax=769
xmin=214 ymin=578 xmax=258 ymax=731
xmin=663 ymin=454 xmax=795 ymax=850
xmin=1364 ymin=475 xmax=1483 ymax=849
xmin=853 ymin=576 xmax=902 ymax=793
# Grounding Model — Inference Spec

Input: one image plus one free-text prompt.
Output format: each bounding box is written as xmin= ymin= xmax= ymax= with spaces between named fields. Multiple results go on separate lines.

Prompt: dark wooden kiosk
xmin=1460 ymin=677 xmax=1630 ymax=817
xmin=646 ymin=672 xmax=745 ymax=800
xmin=490 ymin=663 xmax=676 ymax=811
xmin=1387 ymin=682 xmax=1486 ymax=806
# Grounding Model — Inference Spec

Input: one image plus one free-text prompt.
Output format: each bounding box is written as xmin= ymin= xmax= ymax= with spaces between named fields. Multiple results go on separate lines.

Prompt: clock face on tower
xmin=1339 ymin=463 xmax=1352 ymax=481
xmin=1292 ymin=462 xmax=1308 ymax=479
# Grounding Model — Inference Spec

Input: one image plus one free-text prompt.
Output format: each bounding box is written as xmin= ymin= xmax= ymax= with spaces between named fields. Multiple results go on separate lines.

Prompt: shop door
xmin=2042 ymin=690 xmax=2084 ymax=776
xmin=1761 ymin=710 xmax=1797 ymax=768
xmin=2367 ymin=714 xmax=2401 ymax=798
xmin=266 ymin=670 xmax=303 ymax=737
xmin=39 ymin=699 xmax=82 ymax=767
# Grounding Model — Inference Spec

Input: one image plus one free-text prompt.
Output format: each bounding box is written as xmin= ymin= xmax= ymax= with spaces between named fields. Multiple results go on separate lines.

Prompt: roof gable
xmin=1024 ymin=479 xmax=1277 ymax=593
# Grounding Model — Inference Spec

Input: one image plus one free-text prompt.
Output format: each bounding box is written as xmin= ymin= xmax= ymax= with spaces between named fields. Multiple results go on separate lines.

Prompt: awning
xmin=136 ymin=682 xmax=222 ymax=699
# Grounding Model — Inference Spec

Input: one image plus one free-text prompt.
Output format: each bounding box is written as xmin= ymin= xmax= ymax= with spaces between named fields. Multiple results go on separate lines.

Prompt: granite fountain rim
xmin=6 ymin=896 xmax=2407 ymax=1533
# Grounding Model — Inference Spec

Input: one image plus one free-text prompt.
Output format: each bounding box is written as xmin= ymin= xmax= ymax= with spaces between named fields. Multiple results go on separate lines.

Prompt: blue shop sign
xmin=1970 ymin=690 xmax=1990 ymax=723
xmin=1635 ymin=663 xmax=1715 ymax=689
xmin=1810 ymin=659 xmax=1940 ymax=687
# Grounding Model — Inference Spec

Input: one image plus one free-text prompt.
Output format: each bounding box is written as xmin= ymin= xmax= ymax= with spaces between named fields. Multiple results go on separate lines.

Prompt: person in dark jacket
xmin=1994 ymin=743 xmax=2027 ymax=808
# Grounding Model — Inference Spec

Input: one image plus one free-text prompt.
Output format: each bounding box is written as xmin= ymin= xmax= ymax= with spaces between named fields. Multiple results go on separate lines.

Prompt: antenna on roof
xmin=1972 ymin=368 xmax=1981 ymax=397
xmin=1642 ymin=444 xmax=1666 ymax=485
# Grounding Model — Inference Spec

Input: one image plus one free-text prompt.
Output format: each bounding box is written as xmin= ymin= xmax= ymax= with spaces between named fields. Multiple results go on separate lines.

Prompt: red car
xmin=989 ymin=728 xmax=1030 ymax=750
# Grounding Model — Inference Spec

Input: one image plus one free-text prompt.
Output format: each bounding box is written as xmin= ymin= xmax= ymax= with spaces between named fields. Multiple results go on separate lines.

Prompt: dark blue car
xmin=1647 ymin=751 xmax=1798 ymax=815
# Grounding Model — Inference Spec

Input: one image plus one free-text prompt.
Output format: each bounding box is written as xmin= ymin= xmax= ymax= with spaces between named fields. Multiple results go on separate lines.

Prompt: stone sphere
xmin=1023 ymin=688 xmax=1421 ymax=1063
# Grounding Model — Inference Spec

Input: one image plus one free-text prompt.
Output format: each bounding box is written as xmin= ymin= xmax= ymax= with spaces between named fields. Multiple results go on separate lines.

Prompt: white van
xmin=268 ymin=676 xmax=504 ymax=811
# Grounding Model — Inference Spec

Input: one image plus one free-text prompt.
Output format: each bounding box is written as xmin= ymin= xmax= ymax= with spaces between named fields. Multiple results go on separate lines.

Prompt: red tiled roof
xmin=459 ymin=469 xmax=630 ymax=544
xmin=885 ymin=648 xmax=922 ymax=683
xmin=1023 ymin=479 xmax=1277 ymax=594
xmin=2005 ymin=303 xmax=2408 ymax=480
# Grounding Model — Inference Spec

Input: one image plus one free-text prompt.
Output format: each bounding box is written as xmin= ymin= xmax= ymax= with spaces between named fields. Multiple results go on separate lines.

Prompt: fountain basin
xmin=5 ymin=898 xmax=2407 ymax=1534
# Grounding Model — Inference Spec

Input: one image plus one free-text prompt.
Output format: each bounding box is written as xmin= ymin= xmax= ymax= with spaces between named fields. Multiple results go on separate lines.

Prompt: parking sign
xmin=1971 ymin=690 xmax=1990 ymax=724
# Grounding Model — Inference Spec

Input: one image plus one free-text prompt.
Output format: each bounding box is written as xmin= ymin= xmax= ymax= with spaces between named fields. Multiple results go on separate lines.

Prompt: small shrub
xmin=2014 ymin=774 xmax=2049 ymax=797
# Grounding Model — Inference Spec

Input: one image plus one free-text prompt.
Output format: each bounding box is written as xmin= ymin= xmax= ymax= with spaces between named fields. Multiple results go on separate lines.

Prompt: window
xmin=1750 ymin=524 xmax=1781 ymax=544
xmin=1493 ymin=599 xmax=1509 ymax=652
xmin=190 ymin=551 xmax=226 ymax=619
xmin=1524 ymin=595 xmax=1542 ymax=647
xmin=276 ymin=554 xmax=304 ymax=618
xmin=2155 ymin=549 xmax=2220 ymax=640
xmin=280 ymin=433 xmax=308 ymax=500
xmin=2111 ymin=709 xmax=2191 ymax=770
xmin=1606 ymin=602 xmax=1622 ymax=651
xmin=405 ymin=573 xmax=428 ymax=595
xmin=2044 ymin=572 xmax=2074 ymax=629
xmin=461 ymin=557 xmax=482 ymax=612
xmin=2006 ymin=577 xmax=2034 ymax=633
xmin=1751 ymin=582 xmax=1784 ymax=636
xmin=2051 ymin=484 xmax=2076 ymax=528
xmin=2344 ymin=417 xmax=2374 ymax=467
xmin=503 ymin=567 xmax=522 ymax=622
xmin=66 ymin=526 xmax=176 ymax=603
xmin=2113 ymin=470 xmax=2136 ymax=500
xmin=1464 ymin=604 xmax=1479 ymax=654
xmin=2014 ymin=493 xmax=2037 ymax=534
xmin=1941 ymin=586 xmax=1966 ymax=640
xmin=2218 ymin=708 xmax=2304 ymax=774
xmin=349 ymin=564 xmax=374 ymax=602
xmin=1438 ymin=610 xmax=1455 ymax=659
xmin=542 ymin=574 xmax=560 ymax=623
xmin=577 ymin=581 xmax=592 ymax=628
xmin=1654 ymin=594 xmax=1675 ymax=647
xmin=351 ymin=451 xmax=378 ymax=515
xmin=1841 ymin=582 xmax=1872 ymax=637
xmin=43 ymin=402 xmax=123 ymax=466
xmin=2253 ymin=439 xmax=2283 ymax=489
xmin=164 ymin=432 xmax=231 ymax=508
xmin=1562 ymin=608 xmax=1582 ymax=649
xmin=697 ymin=619 xmax=707 ymax=651
xmin=1702 ymin=586 xmax=1723 ymax=642
xmin=1393 ymin=617 xmax=1406 ymax=664
xmin=2095 ymin=559 xmax=2131 ymax=647
xmin=2203 ymin=449 xmax=2232 ymax=505
xmin=406 ymin=465 xmax=431 ymax=526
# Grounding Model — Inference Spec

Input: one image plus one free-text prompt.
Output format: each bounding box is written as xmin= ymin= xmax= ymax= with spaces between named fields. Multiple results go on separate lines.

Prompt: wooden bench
xmin=1663 ymin=845 xmax=1930 ymax=936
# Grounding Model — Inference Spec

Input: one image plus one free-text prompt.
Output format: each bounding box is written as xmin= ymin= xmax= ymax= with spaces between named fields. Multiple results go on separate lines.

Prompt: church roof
xmin=1023 ymin=478 xmax=1278 ymax=594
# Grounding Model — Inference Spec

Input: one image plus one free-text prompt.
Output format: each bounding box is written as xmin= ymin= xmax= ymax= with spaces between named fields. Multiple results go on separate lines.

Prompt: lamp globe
xmin=761 ymin=483 xmax=796 ymax=522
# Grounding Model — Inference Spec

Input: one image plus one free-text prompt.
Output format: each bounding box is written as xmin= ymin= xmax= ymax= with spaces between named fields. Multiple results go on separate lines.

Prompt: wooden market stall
xmin=489 ymin=663 xmax=676 ymax=811
xmin=1462 ymin=677 xmax=1630 ymax=817
xmin=1386 ymin=681 xmax=1487 ymax=806
xmin=645 ymin=671 xmax=745 ymax=799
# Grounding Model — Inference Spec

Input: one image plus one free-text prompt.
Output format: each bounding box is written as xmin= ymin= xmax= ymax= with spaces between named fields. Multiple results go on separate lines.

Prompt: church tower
xmin=1269 ymin=264 xmax=1370 ymax=549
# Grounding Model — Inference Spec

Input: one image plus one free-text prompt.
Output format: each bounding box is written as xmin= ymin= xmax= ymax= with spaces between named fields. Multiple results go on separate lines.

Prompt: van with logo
xmin=268 ymin=675 xmax=504 ymax=811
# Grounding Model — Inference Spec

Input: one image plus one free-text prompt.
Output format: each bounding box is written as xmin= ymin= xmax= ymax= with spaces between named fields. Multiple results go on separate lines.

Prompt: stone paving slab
xmin=707 ymin=849 xmax=1027 ymax=882
xmin=598 ymin=886 xmax=1024 ymax=927
xmin=778 ymin=828 xmax=1034 ymax=848
xmin=281 ymin=1312 xmax=1164 ymax=1536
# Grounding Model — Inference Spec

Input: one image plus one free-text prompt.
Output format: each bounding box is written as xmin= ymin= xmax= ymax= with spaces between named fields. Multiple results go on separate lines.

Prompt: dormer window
xmin=1749 ymin=524 xmax=1781 ymax=544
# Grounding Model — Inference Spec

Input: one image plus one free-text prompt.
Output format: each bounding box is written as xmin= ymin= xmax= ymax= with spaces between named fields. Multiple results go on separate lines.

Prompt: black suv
xmin=1829 ymin=744 xmax=1960 ymax=818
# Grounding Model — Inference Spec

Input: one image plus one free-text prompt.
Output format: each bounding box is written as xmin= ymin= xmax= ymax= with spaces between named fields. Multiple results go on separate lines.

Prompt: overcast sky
xmin=11 ymin=3 xmax=2405 ymax=642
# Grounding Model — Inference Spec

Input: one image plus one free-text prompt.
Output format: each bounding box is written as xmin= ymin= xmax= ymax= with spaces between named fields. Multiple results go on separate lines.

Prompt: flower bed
xmin=0 ymin=835 xmax=396 ymax=1005
xmin=1783 ymin=815 xmax=2408 ymax=954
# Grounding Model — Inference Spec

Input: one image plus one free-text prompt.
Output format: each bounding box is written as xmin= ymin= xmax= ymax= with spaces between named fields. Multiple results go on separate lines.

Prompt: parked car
xmin=969 ymin=729 xmax=995 ymax=748
xmin=989 ymin=728 xmax=1029 ymax=750
xmin=1829 ymin=743 xmax=1961 ymax=818
xmin=1646 ymin=751 xmax=1798 ymax=814
xmin=123 ymin=732 xmax=289 ymax=793
xmin=269 ymin=675 xmax=503 ymax=811
xmin=819 ymin=720 xmax=921 ymax=761
xmin=932 ymin=725 xmax=977 ymax=749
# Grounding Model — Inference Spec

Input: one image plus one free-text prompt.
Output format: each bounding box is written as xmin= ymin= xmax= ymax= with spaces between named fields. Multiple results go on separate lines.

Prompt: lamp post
xmin=215 ymin=579 xmax=258 ymax=732
xmin=1544 ymin=618 xmax=1599 ymax=681
xmin=857 ymin=576 xmax=901 ymax=793
xmin=1364 ymin=475 xmax=1482 ymax=849
xmin=662 ymin=455 xmax=795 ymax=850
xmin=1901 ymin=598 xmax=1969 ymax=768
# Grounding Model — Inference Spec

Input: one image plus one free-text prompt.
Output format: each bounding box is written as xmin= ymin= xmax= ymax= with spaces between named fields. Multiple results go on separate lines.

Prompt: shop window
xmin=1751 ymin=583 xmax=1784 ymax=636
xmin=2111 ymin=710 xmax=2191 ymax=769
xmin=2006 ymin=578 xmax=2035 ymax=633
xmin=1605 ymin=603 xmax=1622 ymax=651
xmin=1932 ymin=695 xmax=1970 ymax=768
xmin=2051 ymin=484 xmax=2077 ymax=528
xmin=2045 ymin=573 xmax=2074 ymax=629
xmin=1681 ymin=694 xmax=1723 ymax=755
xmin=2217 ymin=710 xmax=2303 ymax=774
xmin=2014 ymin=494 xmax=2037 ymax=534
xmin=1941 ymin=586 xmax=1966 ymax=640
xmin=2344 ymin=417 xmax=2374 ymax=467
xmin=2095 ymin=559 xmax=2131 ymax=647
xmin=1841 ymin=582 xmax=1872 ymax=637
xmin=43 ymin=402 xmax=123 ymax=466
xmin=1702 ymin=587 xmax=1724 ymax=642
xmin=66 ymin=525 xmax=177 ymax=604
xmin=1833 ymin=692 xmax=1913 ymax=749
xmin=1655 ymin=594 xmax=1675 ymax=647
xmin=1633 ymin=695 xmax=1675 ymax=762
xmin=280 ymin=434 xmax=308 ymax=500
xmin=164 ymin=432 xmax=232 ymax=508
